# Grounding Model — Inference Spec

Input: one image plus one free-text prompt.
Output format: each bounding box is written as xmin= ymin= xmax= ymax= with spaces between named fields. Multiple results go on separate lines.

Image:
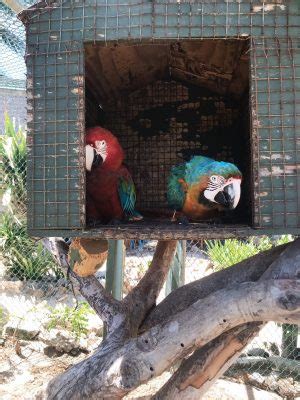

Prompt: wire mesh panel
xmin=18 ymin=0 xmax=300 ymax=237
xmin=252 ymin=37 xmax=300 ymax=229
xmin=104 ymin=78 xmax=250 ymax=223
xmin=26 ymin=49 xmax=85 ymax=230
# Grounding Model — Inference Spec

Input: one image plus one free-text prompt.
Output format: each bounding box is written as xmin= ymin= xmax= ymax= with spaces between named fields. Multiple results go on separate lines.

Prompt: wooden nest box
xmin=20 ymin=0 xmax=300 ymax=239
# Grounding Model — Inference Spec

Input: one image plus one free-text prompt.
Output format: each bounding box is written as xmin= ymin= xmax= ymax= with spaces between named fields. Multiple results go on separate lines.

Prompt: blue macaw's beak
xmin=85 ymin=145 xmax=103 ymax=171
xmin=214 ymin=183 xmax=235 ymax=209
xmin=214 ymin=179 xmax=241 ymax=210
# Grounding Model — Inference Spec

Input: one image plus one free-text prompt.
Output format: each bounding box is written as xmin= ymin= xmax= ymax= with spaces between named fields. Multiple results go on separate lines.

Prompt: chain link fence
xmin=0 ymin=2 xmax=299 ymax=399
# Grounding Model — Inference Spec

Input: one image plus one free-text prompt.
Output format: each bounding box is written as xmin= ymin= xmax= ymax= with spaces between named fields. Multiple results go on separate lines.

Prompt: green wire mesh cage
xmin=18 ymin=0 xmax=300 ymax=239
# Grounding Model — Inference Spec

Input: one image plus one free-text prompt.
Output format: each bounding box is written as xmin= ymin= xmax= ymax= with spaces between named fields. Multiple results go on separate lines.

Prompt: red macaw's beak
xmin=85 ymin=145 xmax=103 ymax=171
xmin=214 ymin=178 xmax=242 ymax=210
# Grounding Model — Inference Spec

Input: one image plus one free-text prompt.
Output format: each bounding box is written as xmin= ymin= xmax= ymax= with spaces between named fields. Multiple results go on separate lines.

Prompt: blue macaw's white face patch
xmin=204 ymin=176 xmax=241 ymax=209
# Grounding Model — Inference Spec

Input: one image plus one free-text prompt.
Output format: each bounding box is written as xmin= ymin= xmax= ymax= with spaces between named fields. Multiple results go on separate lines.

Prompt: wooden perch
xmin=42 ymin=277 xmax=299 ymax=399
xmin=153 ymin=323 xmax=261 ymax=400
xmin=38 ymin=238 xmax=300 ymax=400
xmin=124 ymin=240 xmax=178 ymax=335
xmin=152 ymin=238 xmax=300 ymax=398
xmin=141 ymin=242 xmax=290 ymax=331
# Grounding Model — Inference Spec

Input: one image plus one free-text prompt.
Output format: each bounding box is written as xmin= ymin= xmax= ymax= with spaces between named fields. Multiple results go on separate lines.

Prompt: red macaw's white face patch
xmin=94 ymin=140 xmax=108 ymax=162
xmin=85 ymin=140 xmax=108 ymax=171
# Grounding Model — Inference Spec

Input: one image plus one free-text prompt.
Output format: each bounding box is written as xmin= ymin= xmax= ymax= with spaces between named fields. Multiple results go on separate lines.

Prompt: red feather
xmin=86 ymin=127 xmax=124 ymax=171
xmin=86 ymin=127 xmax=132 ymax=223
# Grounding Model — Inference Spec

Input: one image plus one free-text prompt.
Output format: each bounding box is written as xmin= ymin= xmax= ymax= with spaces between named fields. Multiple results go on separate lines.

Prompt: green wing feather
xmin=118 ymin=175 xmax=137 ymax=216
xmin=167 ymin=163 xmax=187 ymax=211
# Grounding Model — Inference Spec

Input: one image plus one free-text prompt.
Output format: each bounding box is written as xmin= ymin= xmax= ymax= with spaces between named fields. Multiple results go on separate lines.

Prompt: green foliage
xmin=0 ymin=114 xmax=62 ymax=280
xmin=47 ymin=303 xmax=94 ymax=339
xmin=205 ymin=235 xmax=293 ymax=271
xmin=0 ymin=113 xmax=26 ymax=215
xmin=0 ymin=213 xmax=62 ymax=280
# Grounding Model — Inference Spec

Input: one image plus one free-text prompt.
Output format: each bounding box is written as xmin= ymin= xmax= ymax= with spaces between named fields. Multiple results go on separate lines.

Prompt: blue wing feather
xmin=118 ymin=175 xmax=136 ymax=216
xmin=167 ymin=163 xmax=187 ymax=210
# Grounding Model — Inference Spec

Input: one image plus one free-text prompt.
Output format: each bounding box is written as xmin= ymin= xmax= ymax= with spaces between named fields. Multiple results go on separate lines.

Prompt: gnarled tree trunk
xmin=39 ymin=238 xmax=300 ymax=400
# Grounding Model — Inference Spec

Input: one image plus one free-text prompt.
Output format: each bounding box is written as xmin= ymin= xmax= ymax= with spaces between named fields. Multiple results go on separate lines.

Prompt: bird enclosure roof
xmin=18 ymin=1 xmax=292 ymax=24
xmin=18 ymin=0 xmax=64 ymax=22
xmin=85 ymin=40 xmax=249 ymax=106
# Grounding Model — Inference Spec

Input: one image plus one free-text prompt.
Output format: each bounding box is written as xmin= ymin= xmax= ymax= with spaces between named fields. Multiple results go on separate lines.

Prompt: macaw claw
xmin=128 ymin=212 xmax=143 ymax=222
xmin=178 ymin=215 xmax=190 ymax=225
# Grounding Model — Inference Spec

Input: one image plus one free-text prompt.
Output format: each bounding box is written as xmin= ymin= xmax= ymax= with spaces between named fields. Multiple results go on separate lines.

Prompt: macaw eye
xmin=95 ymin=140 xmax=106 ymax=149
xmin=210 ymin=175 xmax=218 ymax=182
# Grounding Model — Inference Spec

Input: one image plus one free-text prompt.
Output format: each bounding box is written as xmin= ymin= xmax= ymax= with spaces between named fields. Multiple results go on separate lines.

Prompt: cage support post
xmin=165 ymin=240 xmax=186 ymax=295
xmin=103 ymin=240 xmax=125 ymax=338
xmin=106 ymin=240 xmax=125 ymax=300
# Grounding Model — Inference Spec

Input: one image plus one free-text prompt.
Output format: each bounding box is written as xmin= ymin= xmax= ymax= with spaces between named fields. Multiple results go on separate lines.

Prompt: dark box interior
xmin=84 ymin=39 xmax=251 ymax=229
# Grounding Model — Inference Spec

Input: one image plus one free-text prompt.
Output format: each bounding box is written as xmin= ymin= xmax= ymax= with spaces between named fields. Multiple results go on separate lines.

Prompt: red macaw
xmin=85 ymin=126 xmax=142 ymax=224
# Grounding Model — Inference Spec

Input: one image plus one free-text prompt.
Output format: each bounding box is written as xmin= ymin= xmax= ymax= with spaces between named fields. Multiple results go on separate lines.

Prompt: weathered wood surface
xmin=152 ymin=239 xmax=300 ymax=399
xmin=152 ymin=323 xmax=261 ymax=400
xmin=142 ymin=243 xmax=290 ymax=330
xmin=38 ymin=238 xmax=300 ymax=400
xmin=33 ymin=224 xmax=256 ymax=239
xmin=41 ymin=278 xmax=299 ymax=399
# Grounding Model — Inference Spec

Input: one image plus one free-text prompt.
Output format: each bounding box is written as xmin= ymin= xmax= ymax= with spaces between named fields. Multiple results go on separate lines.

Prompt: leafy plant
xmin=0 ymin=213 xmax=62 ymax=280
xmin=47 ymin=303 xmax=94 ymax=339
xmin=205 ymin=235 xmax=293 ymax=271
xmin=0 ymin=113 xmax=26 ymax=216
xmin=0 ymin=114 xmax=62 ymax=280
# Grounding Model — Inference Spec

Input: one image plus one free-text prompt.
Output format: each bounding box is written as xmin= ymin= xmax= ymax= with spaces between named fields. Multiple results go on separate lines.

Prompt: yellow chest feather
xmin=182 ymin=184 xmax=217 ymax=220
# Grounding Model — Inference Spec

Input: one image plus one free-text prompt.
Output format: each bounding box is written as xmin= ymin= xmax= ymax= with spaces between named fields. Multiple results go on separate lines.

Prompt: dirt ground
xmin=1 ymin=335 xmax=295 ymax=400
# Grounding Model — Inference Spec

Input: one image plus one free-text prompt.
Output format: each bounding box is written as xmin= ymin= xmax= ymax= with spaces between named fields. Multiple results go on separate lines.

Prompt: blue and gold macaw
xmin=167 ymin=156 xmax=242 ymax=221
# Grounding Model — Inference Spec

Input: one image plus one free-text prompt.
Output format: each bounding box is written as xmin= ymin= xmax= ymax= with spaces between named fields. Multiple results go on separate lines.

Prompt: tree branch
xmin=42 ymin=238 xmax=124 ymax=330
xmin=124 ymin=240 xmax=177 ymax=334
xmin=152 ymin=323 xmax=261 ymax=400
xmin=41 ymin=278 xmax=300 ymax=399
xmin=152 ymin=238 xmax=300 ymax=398
xmin=141 ymin=242 xmax=290 ymax=331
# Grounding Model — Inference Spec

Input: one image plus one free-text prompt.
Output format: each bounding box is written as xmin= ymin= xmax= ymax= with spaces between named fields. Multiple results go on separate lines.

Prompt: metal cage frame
xmin=19 ymin=0 xmax=300 ymax=239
